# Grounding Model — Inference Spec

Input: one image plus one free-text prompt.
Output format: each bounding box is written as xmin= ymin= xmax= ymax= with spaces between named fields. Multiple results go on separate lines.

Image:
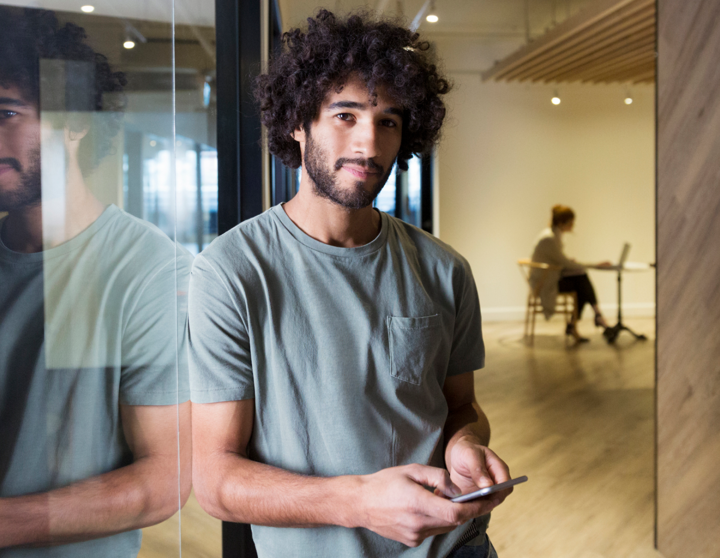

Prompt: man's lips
xmin=342 ymin=165 xmax=379 ymax=179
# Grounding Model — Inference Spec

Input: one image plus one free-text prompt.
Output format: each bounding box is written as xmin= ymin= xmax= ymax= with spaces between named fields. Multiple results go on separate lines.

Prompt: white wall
xmin=433 ymin=38 xmax=655 ymax=322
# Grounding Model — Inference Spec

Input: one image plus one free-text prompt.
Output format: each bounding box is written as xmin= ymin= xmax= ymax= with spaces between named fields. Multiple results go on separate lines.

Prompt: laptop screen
xmin=618 ymin=243 xmax=631 ymax=266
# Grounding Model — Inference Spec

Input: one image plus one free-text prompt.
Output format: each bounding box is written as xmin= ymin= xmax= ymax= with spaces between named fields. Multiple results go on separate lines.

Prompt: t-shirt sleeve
xmin=447 ymin=258 xmax=485 ymax=376
xmin=188 ymin=254 xmax=254 ymax=403
xmin=119 ymin=252 xmax=191 ymax=406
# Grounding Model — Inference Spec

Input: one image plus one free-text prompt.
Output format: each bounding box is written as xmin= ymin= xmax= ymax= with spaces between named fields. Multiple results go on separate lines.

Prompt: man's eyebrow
xmin=326 ymin=100 xmax=403 ymax=118
xmin=0 ymin=97 xmax=27 ymax=107
xmin=326 ymin=101 xmax=366 ymax=110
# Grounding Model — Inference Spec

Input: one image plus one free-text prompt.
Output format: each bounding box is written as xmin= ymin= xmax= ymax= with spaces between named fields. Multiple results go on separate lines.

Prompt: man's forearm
xmin=195 ymin=452 xmax=360 ymax=528
xmin=444 ymin=401 xmax=491 ymax=466
xmin=0 ymin=457 xmax=181 ymax=548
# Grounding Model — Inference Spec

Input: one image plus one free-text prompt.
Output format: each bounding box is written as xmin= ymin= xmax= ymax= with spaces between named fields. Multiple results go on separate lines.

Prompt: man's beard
xmin=303 ymin=130 xmax=393 ymax=210
xmin=0 ymin=148 xmax=41 ymax=212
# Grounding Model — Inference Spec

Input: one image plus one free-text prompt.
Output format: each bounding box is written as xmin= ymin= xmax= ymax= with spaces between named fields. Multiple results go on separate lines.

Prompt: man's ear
xmin=291 ymin=124 xmax=306 ymax=143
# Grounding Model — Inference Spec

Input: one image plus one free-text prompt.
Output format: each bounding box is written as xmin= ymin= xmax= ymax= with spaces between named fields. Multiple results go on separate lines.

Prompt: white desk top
xmin=587 ymin=262 xmax=655 ymax=271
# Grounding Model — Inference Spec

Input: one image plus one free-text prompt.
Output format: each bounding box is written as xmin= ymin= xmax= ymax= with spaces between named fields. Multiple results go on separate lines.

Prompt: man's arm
xmin=443 ymin=371 xmax=513 ymax=509
xmin=0 ymin=402 xmax=191 ymax=548
xmin=192 ymin=399 xmax=495 ymax=548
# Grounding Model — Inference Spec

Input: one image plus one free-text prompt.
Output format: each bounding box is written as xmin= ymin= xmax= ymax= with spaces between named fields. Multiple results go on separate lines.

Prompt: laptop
xmin=618 ymin=243 xmax=631 ymax=267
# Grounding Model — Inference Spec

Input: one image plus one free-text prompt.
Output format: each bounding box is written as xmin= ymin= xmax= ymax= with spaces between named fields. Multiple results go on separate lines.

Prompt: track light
xmin=624 ymin=90 xmax=633 ymax=105
xmin=551 ymin=91 xmax=561 ymax=105
xmin=123 ymin=39 xmax=135 ymax=49
xmin=426 ymin=1 xmax=438 ymax=23
xmin=80 ymin=5 xmax=94 ymax=13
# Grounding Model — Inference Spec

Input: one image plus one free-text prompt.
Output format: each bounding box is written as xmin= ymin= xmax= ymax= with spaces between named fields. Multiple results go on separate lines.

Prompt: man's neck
xmin=283 ymin=184 xmax=381 ymax=248
xmin=1 ymin=162 xmax=104 ymax=254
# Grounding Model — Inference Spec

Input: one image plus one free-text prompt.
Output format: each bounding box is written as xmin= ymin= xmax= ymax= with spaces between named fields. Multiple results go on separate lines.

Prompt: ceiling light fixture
xmin=624 ymin=90 xmax=633 ymax=105
xmin=551 ymin=91 xmax=561 ymax=105
xmin=122 ymin=22 xmax=146 ymax=52
xmin=426 ymin=1 xmax=438 ymax=23
xmin=80 ymin=5 xmax=94 ymax=13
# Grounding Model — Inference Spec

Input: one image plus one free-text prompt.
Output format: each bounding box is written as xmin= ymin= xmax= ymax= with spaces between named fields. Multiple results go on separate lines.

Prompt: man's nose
xmin=351 ymin=121 xmax=380 ymax=160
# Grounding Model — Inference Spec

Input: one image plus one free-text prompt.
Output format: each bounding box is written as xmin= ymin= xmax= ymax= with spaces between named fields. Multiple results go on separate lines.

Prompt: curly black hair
xmin=254 ymin=9 xmax=451 ymax=171
xmin=0 ymin=6 xmax=127 ymax=171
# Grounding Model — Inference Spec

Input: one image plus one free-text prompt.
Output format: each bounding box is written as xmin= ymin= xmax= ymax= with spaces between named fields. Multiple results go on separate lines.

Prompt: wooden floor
xmin=482 ymin=317 xmax=660 ymax=558
xmin=138 ymin=491 xmax=221 ymax=558
xmin=138 ymin=316 xmax=658 ymax=558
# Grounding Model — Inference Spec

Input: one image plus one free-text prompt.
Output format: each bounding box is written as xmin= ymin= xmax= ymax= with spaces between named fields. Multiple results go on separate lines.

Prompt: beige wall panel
xmin=657 ymin=0 xmax=720 ymax=556
xmin=436 ymin=74 xmax=655 ymax=322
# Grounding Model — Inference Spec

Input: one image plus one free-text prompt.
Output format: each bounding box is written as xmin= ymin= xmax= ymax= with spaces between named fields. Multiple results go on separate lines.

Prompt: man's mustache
xmin=334 ymin=158 xmax=383 ymax=174
xmin=0 ymin=158 xmax=22 ymax=172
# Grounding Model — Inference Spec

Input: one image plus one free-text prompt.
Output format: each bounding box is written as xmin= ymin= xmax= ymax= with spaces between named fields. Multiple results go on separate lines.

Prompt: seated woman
xmin=530 ymin=205 xmax=610 ymax=343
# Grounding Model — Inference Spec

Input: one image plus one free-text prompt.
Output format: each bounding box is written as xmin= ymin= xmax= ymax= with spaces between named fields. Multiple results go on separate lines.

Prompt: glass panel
xmin=0 ymin=1 xmax=218 ymax=555
xmin=373 ymin=162 xmax=397 ymax=215
xmin=399 ymin=155 xmax=423 ymax=227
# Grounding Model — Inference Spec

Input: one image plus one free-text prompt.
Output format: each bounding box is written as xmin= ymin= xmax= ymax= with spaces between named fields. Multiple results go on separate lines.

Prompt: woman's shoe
xmin=566 ymin=323 xmax=589 ymax=343
xmin=594 ymin=314 xmax=606 ymax=328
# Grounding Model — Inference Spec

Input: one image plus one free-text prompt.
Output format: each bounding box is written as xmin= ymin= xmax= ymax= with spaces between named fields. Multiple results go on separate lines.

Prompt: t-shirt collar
xmin=271 ymin=203 xmax=388 ymax=258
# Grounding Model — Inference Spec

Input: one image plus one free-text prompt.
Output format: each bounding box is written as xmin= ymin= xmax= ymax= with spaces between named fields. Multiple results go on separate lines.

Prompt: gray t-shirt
xmin=189 ymin=205 xmax=485 ymax=558
xmin=0 ymin=205 xmax=190 ymax=558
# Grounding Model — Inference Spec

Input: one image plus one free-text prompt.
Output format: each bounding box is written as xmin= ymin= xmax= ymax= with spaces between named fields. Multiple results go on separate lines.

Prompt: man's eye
xmin=0 ymin=110 xmax=18 ymax=119
xmin=336 ymin=113 xmax=354 ymax=121
xmin=382 ymin=119 xmax=398 ymax=128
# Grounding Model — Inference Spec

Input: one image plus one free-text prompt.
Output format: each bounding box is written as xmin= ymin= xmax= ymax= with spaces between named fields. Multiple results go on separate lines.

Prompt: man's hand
xmin=353 ymin=464 xmax=496 ymax=547
xmin=446 ymin=435 xmax=512 ymax=509
xmin=442 ymin=372 xmax=514 ymax=514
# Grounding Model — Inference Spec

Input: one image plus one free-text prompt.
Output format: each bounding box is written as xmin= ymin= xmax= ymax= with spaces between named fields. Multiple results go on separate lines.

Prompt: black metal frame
xmin=215 ymin=0 xmax=264 ymax=555
xmin=421 ymin=153 xmax=433 ymax=234
xmin=216 ymin=0 xmax=263 ymax=237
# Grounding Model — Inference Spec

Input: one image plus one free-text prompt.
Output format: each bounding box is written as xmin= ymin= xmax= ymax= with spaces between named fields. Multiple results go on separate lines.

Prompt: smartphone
xmin=450 ymin=475 xmax=528 ymax=503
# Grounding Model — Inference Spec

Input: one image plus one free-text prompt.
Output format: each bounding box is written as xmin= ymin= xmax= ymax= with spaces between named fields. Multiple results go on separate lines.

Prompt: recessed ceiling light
xmin=624 ymin=97 xmax=633 ymax=105
xmin=426 ymin=14 xmax=439 ymax=23
xmin=80 ymin=5 xmax=94 ymax=13
xmin=123 ymin=40 xmax=136 ymax=49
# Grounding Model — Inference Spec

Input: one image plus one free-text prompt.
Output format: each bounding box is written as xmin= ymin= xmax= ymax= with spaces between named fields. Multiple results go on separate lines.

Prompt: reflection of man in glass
xmin=191 ymin=10 xmax=512 ymax=558
xmin=0 ymin=7 xmax=190 ymax=556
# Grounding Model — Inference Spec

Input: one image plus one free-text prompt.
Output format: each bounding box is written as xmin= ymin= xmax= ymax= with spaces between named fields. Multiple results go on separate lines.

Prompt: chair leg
xmin=530 ymin=302 xmax=537 ymax=346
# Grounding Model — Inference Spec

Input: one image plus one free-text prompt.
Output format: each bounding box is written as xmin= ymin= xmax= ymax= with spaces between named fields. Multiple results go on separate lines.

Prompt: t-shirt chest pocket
xmin=386 ymin=314 xmax=442 ymax=385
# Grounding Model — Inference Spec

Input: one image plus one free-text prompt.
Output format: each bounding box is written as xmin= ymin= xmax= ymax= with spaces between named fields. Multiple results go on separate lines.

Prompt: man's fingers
xmin=460 ymin=449 xmax=493 ymax=489
xmin=483 ymin=448 xmax=511 ymax=484
xmin=404 ymin=465 xmax=462 ymax=498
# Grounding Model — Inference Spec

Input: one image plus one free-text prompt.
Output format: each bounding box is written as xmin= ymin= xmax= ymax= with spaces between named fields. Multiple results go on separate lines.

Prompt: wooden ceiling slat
xmin=502 ymin=3 xmax=655 ymax=81
xmin=633 ymin=69 xmax=656 ymax=83
xmin=539 ymin=33 xmax=654 ymax=83
xmin=531 ymin=26 xmax=655 ymax=82
xmin=484 ymin=0 xmax=645 ymax=80
xmin=576 ymin=49 xmax=656 ymax=80
xmin=594 ymin=65 xmax=655 ymax=83
xmin=549 ymin=39 xmax=656 ymax=82
xmin=525 ymin=15 xmax=655 ymax=81
xmin=482 ymin=0 xmax=657 ymax=85
xmin=501 ymin=3 xmax=654 ymax=81
xmin=582 ymin=59 xmax=655 ymax=83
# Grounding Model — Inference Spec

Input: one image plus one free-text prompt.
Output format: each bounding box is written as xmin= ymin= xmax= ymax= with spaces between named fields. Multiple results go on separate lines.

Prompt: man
xmin=190 ymin=10 xmax=512 ymax=558
xmin=0 ymin=7 xmax=190 ymax=556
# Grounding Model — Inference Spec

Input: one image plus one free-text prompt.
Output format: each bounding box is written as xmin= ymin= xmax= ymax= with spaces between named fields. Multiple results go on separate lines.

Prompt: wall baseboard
xmin=481 ymin=302 xmax=656 ymax=322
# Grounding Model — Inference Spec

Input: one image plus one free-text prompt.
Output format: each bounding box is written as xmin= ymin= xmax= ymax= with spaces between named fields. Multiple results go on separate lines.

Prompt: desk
xmin=588 ymin=262 xmax=655 ymax=343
